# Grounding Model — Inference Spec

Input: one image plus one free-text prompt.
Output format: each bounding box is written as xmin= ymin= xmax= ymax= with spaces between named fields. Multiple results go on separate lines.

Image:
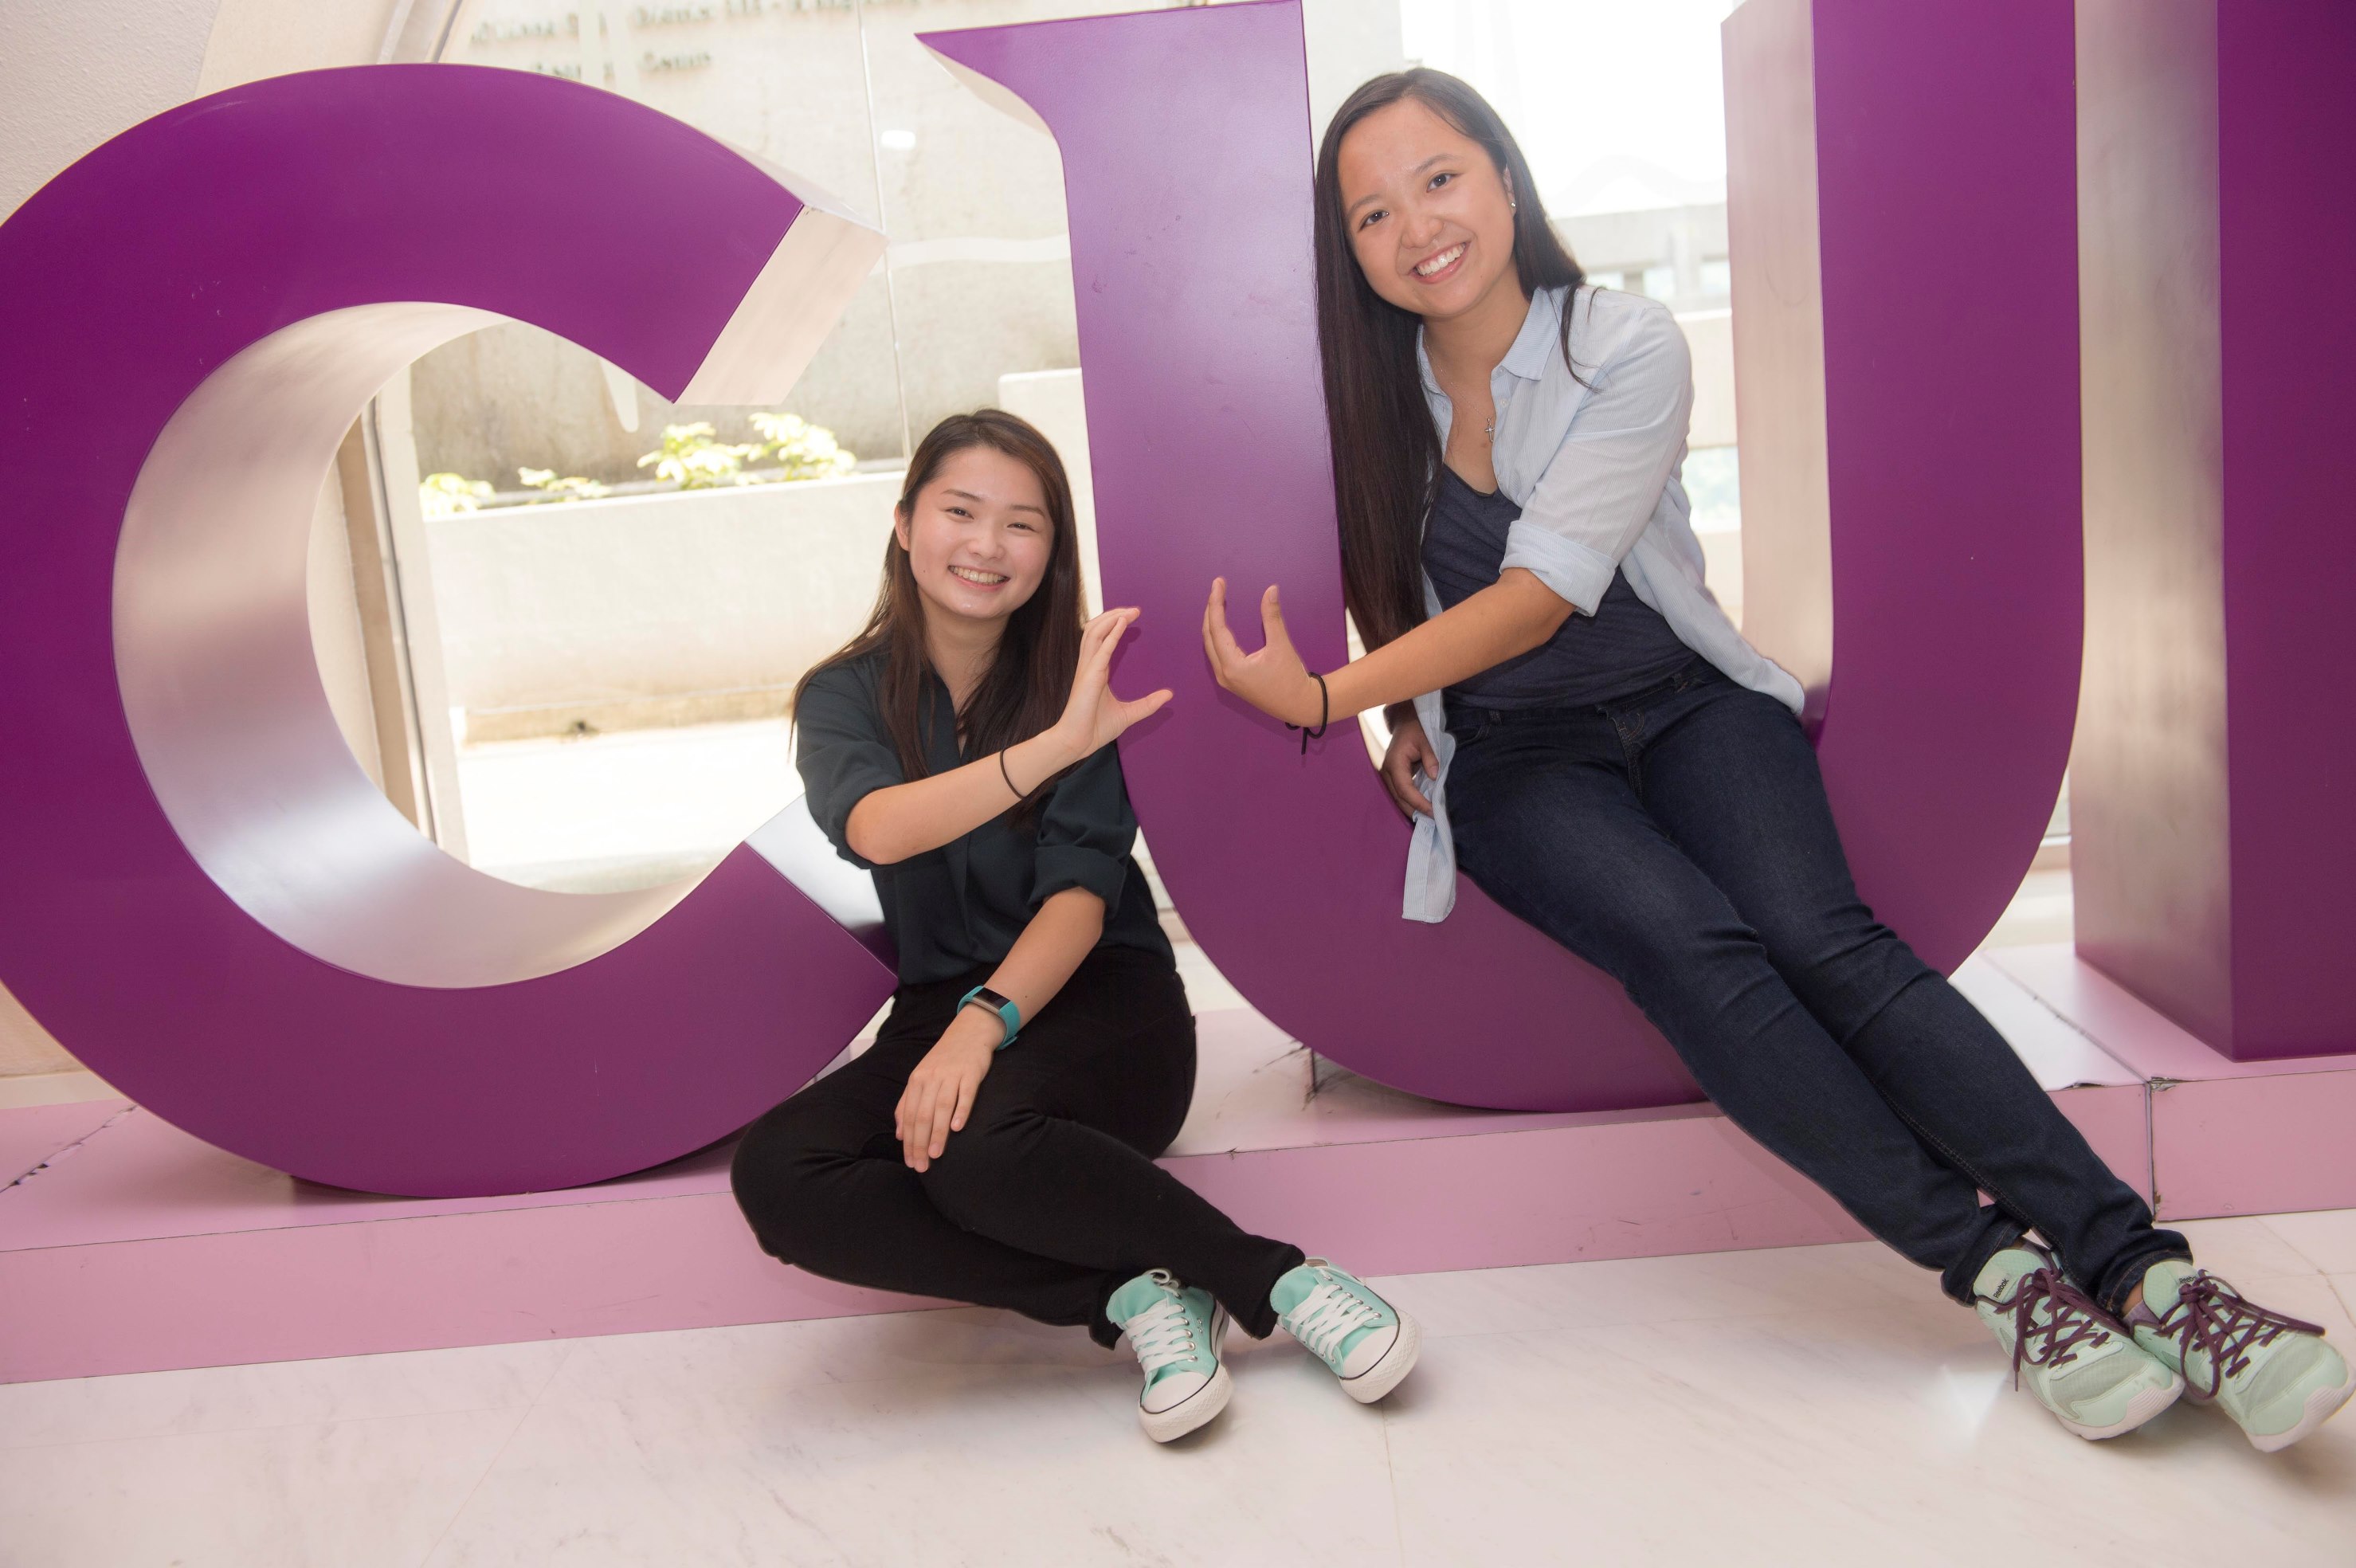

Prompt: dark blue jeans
xmin=1445 ymin=659 xmax=2187 ymax=1313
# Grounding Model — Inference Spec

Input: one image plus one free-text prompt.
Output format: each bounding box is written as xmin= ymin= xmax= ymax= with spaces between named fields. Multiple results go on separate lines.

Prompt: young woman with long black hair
xmin=733 ymin=410 xmax=1419 ymax=1442
xmin=1201 ymin=71 xmax=2349 ymax=1450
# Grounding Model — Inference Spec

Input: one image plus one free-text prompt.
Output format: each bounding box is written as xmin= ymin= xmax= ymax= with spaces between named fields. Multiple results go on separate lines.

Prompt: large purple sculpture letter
xmin=2074 ymin=0 xmax=2356 ymax=1060
xmin=0 ymin=68 xmax=896 ymax=1197
xmin=925 ymin=0 xmax=2082 ymax=1109
xmin=1722 ymin=0 xmax=2083 ymax=972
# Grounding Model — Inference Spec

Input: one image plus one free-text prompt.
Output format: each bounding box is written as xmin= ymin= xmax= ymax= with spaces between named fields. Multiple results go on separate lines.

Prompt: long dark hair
xmin=1314 ymin=69 xmax=1588 ymax=649
xmin=794 ymin=410 xmax=1085 ymax=805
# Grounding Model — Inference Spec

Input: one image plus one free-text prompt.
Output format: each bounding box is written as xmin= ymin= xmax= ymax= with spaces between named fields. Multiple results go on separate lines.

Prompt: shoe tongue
xmin=1973 ymin=1245 xmax=2047 ymax=1301
xmin=1268 ymin=1263 xmax=1323 ymax=1319
xmin=2138 ymin=1258 xmax=2197 ymax=1315
xmin=1107 ymin=1272 xmax=1174 ymax=1326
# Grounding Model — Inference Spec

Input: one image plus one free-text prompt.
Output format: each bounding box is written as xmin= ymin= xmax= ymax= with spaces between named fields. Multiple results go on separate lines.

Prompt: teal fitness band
xmin=958 ymin=985 xmax=1022 ymax=1050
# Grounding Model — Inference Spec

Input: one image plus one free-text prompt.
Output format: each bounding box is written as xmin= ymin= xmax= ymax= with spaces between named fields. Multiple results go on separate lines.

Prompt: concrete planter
xmin=424 ymin=472 xmax=901 ymax=741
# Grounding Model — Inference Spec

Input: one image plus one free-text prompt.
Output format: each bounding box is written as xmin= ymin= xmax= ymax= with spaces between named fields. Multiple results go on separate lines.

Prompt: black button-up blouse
xmin=794 ymin=649 xmax=1173 ymax=986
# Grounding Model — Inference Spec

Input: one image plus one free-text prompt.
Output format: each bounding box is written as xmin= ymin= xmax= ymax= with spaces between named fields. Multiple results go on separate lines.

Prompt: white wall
xmin=0 ymin=0 xmax=218 ymax=220
xmin=195 ymin=0 xmax=402 ymax=92
xmin=1303 ymin=0 xmax=1409 ymax=142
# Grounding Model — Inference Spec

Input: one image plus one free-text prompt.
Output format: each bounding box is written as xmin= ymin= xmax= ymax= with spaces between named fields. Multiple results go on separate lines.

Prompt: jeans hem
xmin=2093 ymin=1242 xmax=2196 ymax=1321
xmin=1223 ymin=1243 xmax=1307 ymax=1342
xmin=1939 ymin=1209 xmax=2031 ymax=1305
xmin=1088 ymin=1272 xmax=1128 ymax=1348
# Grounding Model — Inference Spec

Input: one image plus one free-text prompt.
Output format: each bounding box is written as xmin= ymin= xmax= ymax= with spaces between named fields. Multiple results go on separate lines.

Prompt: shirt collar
xmin=1416 ymin=284 xmax=1568 ymax=397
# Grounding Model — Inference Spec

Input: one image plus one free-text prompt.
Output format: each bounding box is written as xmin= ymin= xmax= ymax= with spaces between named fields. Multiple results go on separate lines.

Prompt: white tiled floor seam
xmin=416 ymin=1378 xmax=557 ymax=1568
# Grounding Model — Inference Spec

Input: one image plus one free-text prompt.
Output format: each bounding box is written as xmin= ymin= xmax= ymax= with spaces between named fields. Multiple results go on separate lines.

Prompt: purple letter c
xmin=0 ymin=66 xmax=899 ymax=1197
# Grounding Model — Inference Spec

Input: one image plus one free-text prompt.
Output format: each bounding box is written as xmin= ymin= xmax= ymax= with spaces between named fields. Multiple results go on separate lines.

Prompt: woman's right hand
xmin=1050 ymin=607 xmax=1174 ymax=761
xmin=1381 ymin=714 xmax=1438 ymax=819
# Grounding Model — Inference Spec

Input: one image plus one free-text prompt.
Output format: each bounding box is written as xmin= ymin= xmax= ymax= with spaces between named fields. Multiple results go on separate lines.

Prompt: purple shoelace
xmin=2135 ymin=1271 xmax=2327 ymax=1401
xmin=1988 ymin=1264 xmax=2122 ymax=1389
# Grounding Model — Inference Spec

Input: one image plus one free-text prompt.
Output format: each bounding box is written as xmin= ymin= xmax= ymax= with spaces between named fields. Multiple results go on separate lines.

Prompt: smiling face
xmin=893 ymin=443 xmax=1055 ymax=635
xmin=1336 ymin=96 xmax=1522 ymax=327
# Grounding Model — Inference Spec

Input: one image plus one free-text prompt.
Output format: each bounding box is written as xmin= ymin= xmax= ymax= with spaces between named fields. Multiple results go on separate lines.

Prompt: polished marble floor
xmin=3 ymin=1209 xmax=2352 ymax=1566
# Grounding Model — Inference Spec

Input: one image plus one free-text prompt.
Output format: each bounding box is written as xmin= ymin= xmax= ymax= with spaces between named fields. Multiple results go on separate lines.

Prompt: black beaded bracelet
xmin=1285 ymin=672 xmax=1331 ymax=755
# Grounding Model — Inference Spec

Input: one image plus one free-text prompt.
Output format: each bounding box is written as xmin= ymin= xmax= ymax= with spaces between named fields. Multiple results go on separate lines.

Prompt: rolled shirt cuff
xmin=1031 ymin=844 xmax=1127 ymax=911
xmin=1500 ymin=520 xmax=1617 ymax=617
xmin=815 ymin=797 xmax=884 ymax=871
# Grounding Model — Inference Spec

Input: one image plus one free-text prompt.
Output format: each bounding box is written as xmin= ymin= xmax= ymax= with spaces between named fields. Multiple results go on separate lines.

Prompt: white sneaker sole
xmin=1139 ymin=1304 xmax=1233 ymax=1444
xmin=2247 ymin=1358 xmax=2356 ymax=1453
xmin=1337 ymin=1308 xmax=1422 ymax=1405
xmin=2052 ymin=1373 xmax=2182 ymax=1441
xmin=1141 ymin=1361 xmax=1232 ymax=1443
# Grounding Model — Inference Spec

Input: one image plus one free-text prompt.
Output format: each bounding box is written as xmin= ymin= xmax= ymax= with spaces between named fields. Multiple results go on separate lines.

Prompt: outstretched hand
xmin=1200 ymin=578 xmax=1324 ymax=727
xmin=1050 ymin=607 xmax=1174 ymax=762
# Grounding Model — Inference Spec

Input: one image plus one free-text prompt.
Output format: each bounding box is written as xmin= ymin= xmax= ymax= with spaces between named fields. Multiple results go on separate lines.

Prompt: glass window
xmin=367 ymin=3 xmax=1757 ymax=900
xmin=1682 ymin=445 xmax=1741 ymax=534
xmin=374 ymin=1 xmax=1413 ymax=896
xmin=1402 ymin=1 xmax=1744 ymax=629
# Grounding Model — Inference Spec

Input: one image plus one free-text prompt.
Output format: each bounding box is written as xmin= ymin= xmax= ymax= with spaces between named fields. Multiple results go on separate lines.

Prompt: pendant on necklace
xmin=1484 ymin=414 xmax=1496 ymax=444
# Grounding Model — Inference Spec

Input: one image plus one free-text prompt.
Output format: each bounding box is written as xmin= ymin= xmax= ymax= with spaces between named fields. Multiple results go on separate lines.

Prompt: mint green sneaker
xmin=1106 ymin=1269 xmax=1232 ymax=1443
xmin=2126 ymin=1260 xmax=2356 ymax=1452
xmin=1271 ymin=1258 xmax=1420 ymax=1404
xmin=1974 ymin=1245 xmax=2182 ymax=1440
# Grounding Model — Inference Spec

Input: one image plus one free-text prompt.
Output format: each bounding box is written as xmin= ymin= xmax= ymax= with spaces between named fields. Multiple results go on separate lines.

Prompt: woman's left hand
xmin=896 ymin=1008 xmax=1000 ymax=1172
xmin=1202 ymin=578 xmax=1325 ymax=727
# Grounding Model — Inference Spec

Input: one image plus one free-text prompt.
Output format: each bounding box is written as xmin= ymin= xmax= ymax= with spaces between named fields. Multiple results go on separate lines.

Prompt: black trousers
xmin=731 ymin=944 xmax=1304 ymax=1346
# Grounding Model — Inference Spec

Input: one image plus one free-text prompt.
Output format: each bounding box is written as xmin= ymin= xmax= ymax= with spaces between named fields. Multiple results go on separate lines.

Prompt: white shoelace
xmin=1125 ymin=1292 xmax=1202 ymax=1377
xmin=1284 ymin=1276 xmax=1383 ymax=1363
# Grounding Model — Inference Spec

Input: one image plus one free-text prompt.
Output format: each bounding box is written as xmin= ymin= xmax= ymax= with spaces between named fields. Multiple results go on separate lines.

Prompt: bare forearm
xmin=982 ymin=888 xmax=1106 ymax=1024
xmin=1326 ymin=569 xmax=1573 ymax=719
xmin=845 ymin=728 xmax=1083 ymax=864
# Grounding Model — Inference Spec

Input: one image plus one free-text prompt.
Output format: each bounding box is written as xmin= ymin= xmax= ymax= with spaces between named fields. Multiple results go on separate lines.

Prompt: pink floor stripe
xmin=17 ymin=954 xmax=2354 ymax=1385
xmin=0 ymin=1081 xmax=2154 ymax=1385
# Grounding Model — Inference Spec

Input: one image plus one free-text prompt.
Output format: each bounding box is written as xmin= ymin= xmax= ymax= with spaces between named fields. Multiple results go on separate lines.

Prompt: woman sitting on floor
xmin=731 ymin=410 xmax=1420 ymax=1442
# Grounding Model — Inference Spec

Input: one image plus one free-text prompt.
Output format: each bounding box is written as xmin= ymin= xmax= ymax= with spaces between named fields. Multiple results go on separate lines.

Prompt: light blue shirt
xmin=1401 ymin=284 xmax=1805 ymax=922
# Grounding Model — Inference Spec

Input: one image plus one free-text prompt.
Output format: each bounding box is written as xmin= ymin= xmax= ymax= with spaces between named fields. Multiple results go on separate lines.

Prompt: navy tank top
xmin=1421 ymin=465 xmax=1695 ymax=710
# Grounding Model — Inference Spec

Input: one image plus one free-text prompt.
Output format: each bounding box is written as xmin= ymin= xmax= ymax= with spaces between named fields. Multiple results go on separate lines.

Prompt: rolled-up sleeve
xmin=1500 ymin=303 xmax=1694 ymax=615
xmin=1029 ymin=744 xmax=1135 ymax=911
xmin=793 ymin=663 xmax=904 ymax=871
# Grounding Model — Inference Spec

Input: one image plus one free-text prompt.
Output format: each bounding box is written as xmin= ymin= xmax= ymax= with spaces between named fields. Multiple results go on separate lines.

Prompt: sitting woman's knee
xmin=729 ymin=1096 xmax=849 ymax=1259
xmin=915 ymin=1104 xmax=1043 ymax=1220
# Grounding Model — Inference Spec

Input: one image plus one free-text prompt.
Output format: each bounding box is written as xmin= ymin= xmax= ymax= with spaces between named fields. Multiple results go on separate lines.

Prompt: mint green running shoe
xmin=2126 ymin=1260 xmax=2356 ymax=1452
xmin=1271 ymin=1258 xmax=1421 ymax=1404
xmin=1106 ymin=1269 xmax=1232 ymax=1443
xmin=1974 ymin=1245 xmax=2182 ymax=1440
